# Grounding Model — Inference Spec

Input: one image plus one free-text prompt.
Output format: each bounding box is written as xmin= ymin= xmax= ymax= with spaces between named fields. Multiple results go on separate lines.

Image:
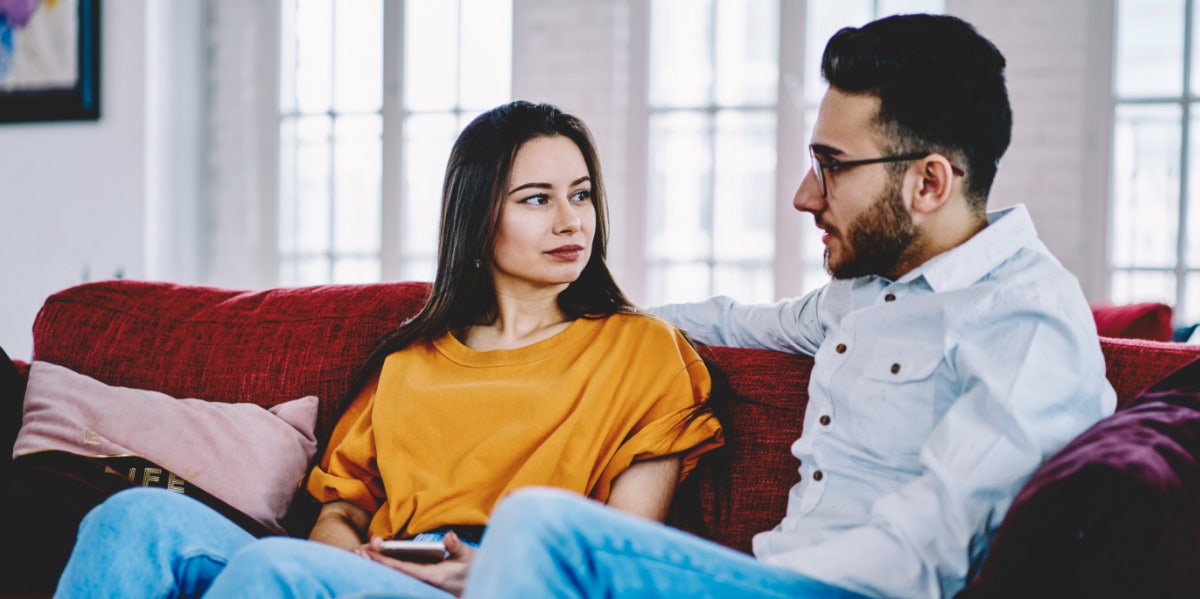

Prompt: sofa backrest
xmin=667 ymin=335 xmax=1200 ymax=553
xmin=665 ymin=346 xmax=811 ymax=554
xmin=25 ymin=280 xmax=1200 ymax=552
xmin=1100 ymin=336 xmax=1200 ymax=408
xmin=31 ymin=280 xmax=431 ymax=444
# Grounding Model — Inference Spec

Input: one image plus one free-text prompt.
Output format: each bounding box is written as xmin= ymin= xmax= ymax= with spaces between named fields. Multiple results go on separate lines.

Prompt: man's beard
xmin=824 ymin=177 xmax=923 ymax=280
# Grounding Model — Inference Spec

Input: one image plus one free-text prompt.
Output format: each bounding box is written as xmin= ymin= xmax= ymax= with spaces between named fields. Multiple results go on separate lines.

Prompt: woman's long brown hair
xmin=349 ymin=101 xmax=635 ymax=393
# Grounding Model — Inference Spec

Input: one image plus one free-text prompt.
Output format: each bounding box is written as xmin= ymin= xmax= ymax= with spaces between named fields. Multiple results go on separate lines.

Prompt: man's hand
xmin=360 ymin=531 xmax=476 ymax=597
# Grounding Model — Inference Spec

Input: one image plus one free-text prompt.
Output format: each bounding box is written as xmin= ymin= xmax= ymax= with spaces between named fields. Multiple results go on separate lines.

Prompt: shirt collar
xmin=895 ymin=204 xmax=1039 ymax=293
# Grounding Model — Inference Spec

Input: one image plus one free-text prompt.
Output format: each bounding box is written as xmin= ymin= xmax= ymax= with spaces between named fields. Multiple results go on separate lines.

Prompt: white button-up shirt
xmin=649 ymin=205 xmax=1116 ymax=598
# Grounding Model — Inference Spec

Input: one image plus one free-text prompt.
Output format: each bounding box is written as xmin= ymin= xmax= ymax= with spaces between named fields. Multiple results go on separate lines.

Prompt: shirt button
xmin=835 ymin=343 xmax=847 ymax=354
xmin=819 ymin=415 xmax=831 ymax=426
xmin=891 ymin=363 xmax=901 ymax=374
xmin=812 ymin=470 xmax=824 ymax=481
xmin=884 ymin=293 xmax=896 ymax=302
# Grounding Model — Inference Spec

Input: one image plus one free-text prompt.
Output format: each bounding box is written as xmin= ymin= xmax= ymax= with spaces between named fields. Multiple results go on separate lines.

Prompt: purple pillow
xmin=958 ymin=358 xmax=1200 ymax=598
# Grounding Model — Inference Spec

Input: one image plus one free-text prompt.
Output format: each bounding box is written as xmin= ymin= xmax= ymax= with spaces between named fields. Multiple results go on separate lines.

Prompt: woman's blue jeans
xmin=54 ymin=487 xmax=455 ymax=599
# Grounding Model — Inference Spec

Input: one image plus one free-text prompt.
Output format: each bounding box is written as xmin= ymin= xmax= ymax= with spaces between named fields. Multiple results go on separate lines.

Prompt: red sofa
xmin=3 ymin=280 xmax=1199 ymax=597
xmin=1090 ymin=301 xmax=1177 ymax=342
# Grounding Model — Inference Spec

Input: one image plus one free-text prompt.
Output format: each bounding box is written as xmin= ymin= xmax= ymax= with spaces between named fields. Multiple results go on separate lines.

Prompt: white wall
xmin=145 ymin=1 xmax=209 ymax=288
xmin=0 ymin=1 xmax=146 ymax=362
xmin=512 ymin=0 xmax=644 ymax=298
xmin=950 ymin=0 xmax=1114 ymax=299
xmin=0 ymin=1 xmax=207 ymax=361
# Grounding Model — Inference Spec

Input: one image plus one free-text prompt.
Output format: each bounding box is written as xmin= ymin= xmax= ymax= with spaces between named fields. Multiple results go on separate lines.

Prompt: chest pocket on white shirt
xmin=846 ymin=339 xmax=944 ymax=462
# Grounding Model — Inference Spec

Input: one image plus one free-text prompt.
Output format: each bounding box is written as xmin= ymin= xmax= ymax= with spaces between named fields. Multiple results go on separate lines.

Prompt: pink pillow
xmin=13 ymin=361 xmax=318 ymax=534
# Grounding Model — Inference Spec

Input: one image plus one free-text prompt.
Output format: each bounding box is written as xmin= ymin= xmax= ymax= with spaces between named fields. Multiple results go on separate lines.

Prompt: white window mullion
xmin=1177 ymin=0 xmax=1194 ymax=319
xmin=774 ymin=0 xmax=808 ymax=299
xmin=625 ymin=0 xmax=653 ymax=303
xmin=381 ymin=0 xmax=405 ymax=281
xmin=258 ymin=0 xmax=282 ymax=288
xmin=206 ymin=0 xmax=280 ymax=290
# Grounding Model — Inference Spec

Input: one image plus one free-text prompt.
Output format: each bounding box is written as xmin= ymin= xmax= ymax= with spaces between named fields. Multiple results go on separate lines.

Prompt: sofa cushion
xmin=1091 ymin=302 xmax=1174 ymax=341
xmin=15 ymin=361 xmax=319 ymax=534
xmin=1100 ymin=336 xmax=1200 ymax=409
xmin=958 ymin=357 xmax=1200 ymax=598
xmin=31 ymin=280 xmax=431 ymax=445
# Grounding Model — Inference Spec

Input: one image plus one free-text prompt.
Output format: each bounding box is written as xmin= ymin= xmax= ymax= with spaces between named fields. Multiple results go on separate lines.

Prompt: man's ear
xmin=908 ymin=154 xmax=956 ymax=215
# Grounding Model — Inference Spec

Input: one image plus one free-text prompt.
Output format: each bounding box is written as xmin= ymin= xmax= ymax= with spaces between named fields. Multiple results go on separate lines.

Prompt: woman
xmin=55 ymin=101 xmax=723 ymax=598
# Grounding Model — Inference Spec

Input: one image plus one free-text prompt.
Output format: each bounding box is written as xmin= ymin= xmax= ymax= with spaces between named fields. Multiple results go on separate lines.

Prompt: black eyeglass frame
xmin=808 ymin=147 xmax=966 ymax=198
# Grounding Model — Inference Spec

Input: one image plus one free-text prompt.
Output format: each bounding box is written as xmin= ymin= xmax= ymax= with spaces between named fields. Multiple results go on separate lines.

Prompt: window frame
xmin=1111 ymin=0 xmax=1198 ymax=324
xmin=631 ymin=0 xmax=810 ymax=306
xmin=272 ymin=0 xmax=512 ymax=287
xmin=632 ymin=0 xmax=948 ymax=306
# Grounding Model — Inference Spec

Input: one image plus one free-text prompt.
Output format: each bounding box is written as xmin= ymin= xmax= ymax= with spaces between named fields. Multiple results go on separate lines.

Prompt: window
xmin=642 ymin=0 xmax=944 ymax=307
xmin=1112 ymin=0 xmax=1199 ymax=325
xmin=645 ymin=0 xmax=780 ymax=305
xmin=277 ymin=0 xmax=512 ymax=286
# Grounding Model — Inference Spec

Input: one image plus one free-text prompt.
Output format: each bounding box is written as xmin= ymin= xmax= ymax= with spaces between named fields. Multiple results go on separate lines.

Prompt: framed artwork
xmin=0 ymin=0 xmax=100 ymax=124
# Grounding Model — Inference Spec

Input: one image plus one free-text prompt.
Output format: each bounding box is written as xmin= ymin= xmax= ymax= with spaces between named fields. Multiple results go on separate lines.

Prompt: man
xmin=462 ymin=13 xmax=1116 ymax=599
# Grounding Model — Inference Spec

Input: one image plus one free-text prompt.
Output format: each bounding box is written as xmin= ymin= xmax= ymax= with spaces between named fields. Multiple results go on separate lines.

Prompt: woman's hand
xmin=360 ymin=531 xmax=476 ymax=597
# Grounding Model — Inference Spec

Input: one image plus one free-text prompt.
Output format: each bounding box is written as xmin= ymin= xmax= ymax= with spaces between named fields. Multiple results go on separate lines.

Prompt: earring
xmin=472 ymin=259 xmax=482 ymax=269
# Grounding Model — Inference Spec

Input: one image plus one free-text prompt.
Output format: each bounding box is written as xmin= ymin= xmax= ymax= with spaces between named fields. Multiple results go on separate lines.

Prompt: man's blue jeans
xmin=55 ymin=488 xmax=454 ymax=599
xmin=463 ymin=487 xmax=868 ymax=599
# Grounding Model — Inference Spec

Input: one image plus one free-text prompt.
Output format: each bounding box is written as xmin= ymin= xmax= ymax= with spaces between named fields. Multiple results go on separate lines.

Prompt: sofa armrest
xmin=2 ymin=347 xmax=28 ymax=469
xmin=1100 ymin=337 xmax=1200 ymax=409
xmin=1091 ymin=302 xmax=1174 ymax=341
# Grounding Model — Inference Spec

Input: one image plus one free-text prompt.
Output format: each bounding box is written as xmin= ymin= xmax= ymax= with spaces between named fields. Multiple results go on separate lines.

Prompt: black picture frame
xmin=0 ymin=0 xmax=100 ymax=124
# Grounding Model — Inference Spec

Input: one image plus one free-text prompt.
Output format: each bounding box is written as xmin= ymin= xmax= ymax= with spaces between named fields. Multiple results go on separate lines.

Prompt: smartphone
xmin=377 ymin=540 xmax=448 ymax=563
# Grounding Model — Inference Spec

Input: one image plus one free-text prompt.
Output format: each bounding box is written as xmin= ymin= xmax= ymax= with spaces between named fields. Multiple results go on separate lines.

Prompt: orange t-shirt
xmin=306 ymin=312 xmax=723 ymax=539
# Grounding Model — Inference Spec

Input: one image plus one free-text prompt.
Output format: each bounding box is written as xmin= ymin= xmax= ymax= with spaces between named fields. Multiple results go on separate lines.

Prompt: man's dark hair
xmin=822 ymin=14 xmax=1012 ymax=210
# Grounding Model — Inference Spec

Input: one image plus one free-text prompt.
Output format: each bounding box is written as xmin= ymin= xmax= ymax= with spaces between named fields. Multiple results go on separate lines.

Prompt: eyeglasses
xmin=808 ymin=147 xmax=966 ymax=198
